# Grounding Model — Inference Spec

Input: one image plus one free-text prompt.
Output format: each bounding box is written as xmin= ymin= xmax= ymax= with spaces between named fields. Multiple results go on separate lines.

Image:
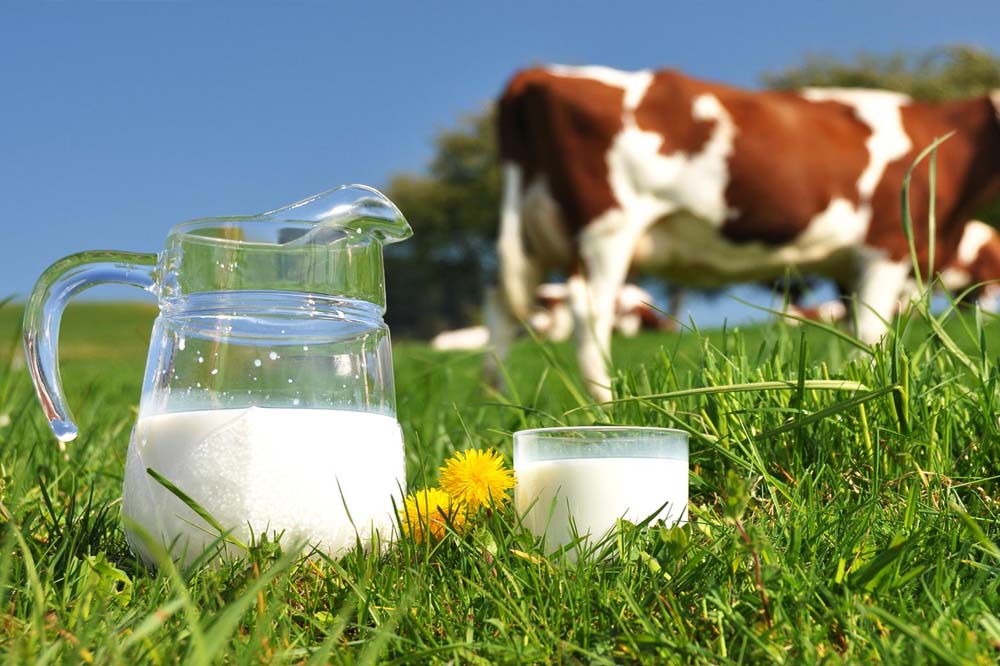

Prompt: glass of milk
xmin=23 ymin=185 xmax=412 ymax=566
xmin=514 ymin=426 xmax=688 ymax=558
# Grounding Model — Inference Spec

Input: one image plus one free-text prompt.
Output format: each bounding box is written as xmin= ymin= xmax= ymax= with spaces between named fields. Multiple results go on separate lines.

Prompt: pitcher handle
xmin=23 ymin=251 xmax=159 ymax=444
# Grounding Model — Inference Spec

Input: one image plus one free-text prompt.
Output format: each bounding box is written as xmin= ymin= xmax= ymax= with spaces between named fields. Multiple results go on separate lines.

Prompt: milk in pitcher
xmin=123 ymin=407 xmax=404 ymax=565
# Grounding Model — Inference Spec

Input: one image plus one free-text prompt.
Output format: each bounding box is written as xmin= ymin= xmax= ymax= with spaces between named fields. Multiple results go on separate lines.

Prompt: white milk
xmin=122 ymin=407 xmax=404 ymax=565
xmin=515 ymin=457 xmax=687 ymax=555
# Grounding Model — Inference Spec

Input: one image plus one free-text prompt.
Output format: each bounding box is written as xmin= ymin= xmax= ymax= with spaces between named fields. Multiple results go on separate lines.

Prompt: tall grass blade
xmin=568 ymin=379 xmax=870 ymax=414
xmin=754 ymin=384 xmax=897 ymax=441
xmin=901 ymin=132 xmax=954 ymax=294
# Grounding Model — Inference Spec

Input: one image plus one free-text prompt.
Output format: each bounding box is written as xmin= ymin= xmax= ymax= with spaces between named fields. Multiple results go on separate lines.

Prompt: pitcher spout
xmin=263 ymin=184 xmax=412 ymax=245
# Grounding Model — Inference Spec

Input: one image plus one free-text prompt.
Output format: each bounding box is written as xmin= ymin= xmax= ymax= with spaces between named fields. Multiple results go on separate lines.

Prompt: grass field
xmin=2 ymin=297 xmax=1000 ymax=664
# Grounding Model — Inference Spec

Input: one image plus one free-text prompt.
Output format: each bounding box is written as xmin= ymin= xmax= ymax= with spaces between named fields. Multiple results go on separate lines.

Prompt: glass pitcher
xmin=23 ymin=184 xmax=412 ymax=565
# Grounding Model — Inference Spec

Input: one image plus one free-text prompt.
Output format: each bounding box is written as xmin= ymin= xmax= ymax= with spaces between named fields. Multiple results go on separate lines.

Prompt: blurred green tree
xmin=384 ymin=110 xmax=500 ymax=336
xmin=385 ymin=46 xmax=1000 ymax=336
xmin=762 ymin=45 xmax=1000 ymax=101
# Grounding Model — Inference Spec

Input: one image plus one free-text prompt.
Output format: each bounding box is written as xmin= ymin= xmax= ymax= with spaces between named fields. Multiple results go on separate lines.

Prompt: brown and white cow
xmin=490 ymin=65 xmax=1000 ymax=401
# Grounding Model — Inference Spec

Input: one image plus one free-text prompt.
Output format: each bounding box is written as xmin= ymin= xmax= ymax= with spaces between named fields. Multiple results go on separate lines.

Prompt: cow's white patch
xmin=802 ymin=88 xmax=912 ymax=200
xmin=794 ymin=197 xmax=870 ymax=259
xmin=602 ymin=93 xmax=737 ymax=232
xmin=956 ymin=220 xmax=995 ymax=267
xmin=682 ymin=94 xmax=738 ymax=223
xmin=991 ymin=89 xmax=1000 ymax=118
xmin=546 ymin=65 xmax=653 ymax=112
xmin=691 ymin=94 xmax=721 ymax=120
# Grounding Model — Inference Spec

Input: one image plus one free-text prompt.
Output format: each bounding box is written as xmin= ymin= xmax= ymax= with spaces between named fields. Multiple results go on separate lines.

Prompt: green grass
xmin=2 ymin=297 xmax=1000 ymax=664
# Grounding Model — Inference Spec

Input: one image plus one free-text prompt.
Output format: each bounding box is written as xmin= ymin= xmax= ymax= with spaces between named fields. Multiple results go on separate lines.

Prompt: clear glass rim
xmin=514 ymin=425 xmax=688 ymax=439
xmin=168 ymin=217 xmax=326 ymax=248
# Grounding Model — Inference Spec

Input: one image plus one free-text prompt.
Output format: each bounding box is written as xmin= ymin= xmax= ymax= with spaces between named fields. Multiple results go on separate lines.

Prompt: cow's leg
xmin=486 ymin=162 xmax=543 ymax=383
xmin=569 ymin=212 xmax=643 ymax=402
xmin=496 ymin=162 xmax=543 ymax=321
xmin=567 ymin=273 xmax=613 ymax=402
xmin=853 ymin=252 xmax=911 ymax=344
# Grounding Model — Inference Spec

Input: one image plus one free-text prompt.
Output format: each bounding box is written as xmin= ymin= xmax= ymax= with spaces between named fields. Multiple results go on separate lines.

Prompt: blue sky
xmin=2 ymin=1 xmax=998 ymax=327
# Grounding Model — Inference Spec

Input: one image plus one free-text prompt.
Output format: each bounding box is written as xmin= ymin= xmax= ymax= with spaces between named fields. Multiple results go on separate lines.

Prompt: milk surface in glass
xmin=123 ymin=407 xmax=404 ymax=565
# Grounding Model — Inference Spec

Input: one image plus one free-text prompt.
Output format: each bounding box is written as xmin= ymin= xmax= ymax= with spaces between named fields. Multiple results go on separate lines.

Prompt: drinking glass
xmin=514 ymin=426 xmax=689 ymax=556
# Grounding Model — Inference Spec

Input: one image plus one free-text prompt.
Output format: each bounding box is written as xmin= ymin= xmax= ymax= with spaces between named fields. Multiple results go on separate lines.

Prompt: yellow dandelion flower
xmin=398 ymin=488 xmax=465 ymax=543
xmin=439 ymin=448 xmax=515 ymax=511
